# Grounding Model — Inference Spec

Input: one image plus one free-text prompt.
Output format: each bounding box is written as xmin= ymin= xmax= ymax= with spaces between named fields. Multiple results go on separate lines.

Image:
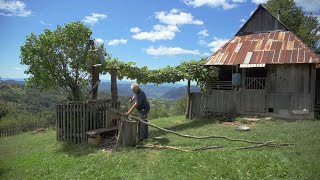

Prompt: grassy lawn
xmin=0 ymin=116 xmax=320 ymax=179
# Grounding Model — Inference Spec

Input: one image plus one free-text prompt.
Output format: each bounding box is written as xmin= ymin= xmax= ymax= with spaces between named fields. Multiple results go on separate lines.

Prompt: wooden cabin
xmin=203 ymin=5 xmax=320 ymax=119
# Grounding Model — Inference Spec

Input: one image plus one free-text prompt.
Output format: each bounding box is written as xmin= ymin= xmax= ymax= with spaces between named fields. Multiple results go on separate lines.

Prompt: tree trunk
xmin=185 ymin=80 xmax=191 ymax=119
xmin=116 ymin=120 xmax=137 ymax=147
xmin=110 ymin=69 xmax=118 ymax=108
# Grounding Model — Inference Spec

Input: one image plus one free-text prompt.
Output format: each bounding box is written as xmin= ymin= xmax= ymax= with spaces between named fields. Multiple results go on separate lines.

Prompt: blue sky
xmin=0 ymin=0 xmax=319 ymax=79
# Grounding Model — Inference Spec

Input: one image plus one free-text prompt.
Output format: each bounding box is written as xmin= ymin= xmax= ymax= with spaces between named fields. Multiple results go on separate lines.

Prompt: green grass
xmin=1 ymin=116 xmax=320 ymax=179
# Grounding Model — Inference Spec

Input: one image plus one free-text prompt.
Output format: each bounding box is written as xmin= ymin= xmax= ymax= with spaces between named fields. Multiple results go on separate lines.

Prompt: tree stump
xmin=116 ymin=119 xmax=137 ymax=147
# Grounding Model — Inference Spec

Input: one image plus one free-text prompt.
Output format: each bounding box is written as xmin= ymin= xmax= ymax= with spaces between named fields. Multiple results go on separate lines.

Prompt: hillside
xmin=1 ymin=79 xmax=197 ymax=100
xmin=160 ymin=85 xmax=200 ymax=100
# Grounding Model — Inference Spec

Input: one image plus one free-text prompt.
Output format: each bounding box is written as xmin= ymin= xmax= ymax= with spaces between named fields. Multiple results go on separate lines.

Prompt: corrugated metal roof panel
xmin=205 ymin=31 xmax=319 ymax=65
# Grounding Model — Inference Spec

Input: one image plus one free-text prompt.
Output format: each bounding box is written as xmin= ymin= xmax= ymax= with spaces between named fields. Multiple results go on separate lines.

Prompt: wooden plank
xmin=76 ymin=104 xmax=79 ymax=143
xmin=63 ymin=104 xmax=66 ymax=141
xmin=82 ymin=102 xmax=85 ymax=143
xmin=56 ymin=105 xmax=58 ymax=141
xmin=93 ymin=103 xmax=96 ymax=129
xmin=86 ymin=126 xmax=119 ymax=136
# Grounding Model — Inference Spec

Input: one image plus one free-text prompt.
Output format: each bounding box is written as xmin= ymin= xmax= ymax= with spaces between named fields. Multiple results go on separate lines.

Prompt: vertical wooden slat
xmin=63 ymin=104 xmax=66 ymax=141
xmin=59 ymin=104 xmax=62 ymax=141
xmin=90 ymin=103 xmax=93 ymax=130
xmin=75 ymin=104 xmax=78 ymax=143
xmin=81 ymin=103 xmax=86 ymax=143
xmin=84 ymin=102 xmax=88 ymax=143
xmin=66 ymin=104 xmax=69 ymax=142
xmin=78 ymin=103 xmax=81 ymax=143
xmin=56 ymin=105 xmax=58 ymax=140
xmin=93 ymin=103 xmax=96 ymax=129
xmin=72 ymin=104 xmax=75 ymax=144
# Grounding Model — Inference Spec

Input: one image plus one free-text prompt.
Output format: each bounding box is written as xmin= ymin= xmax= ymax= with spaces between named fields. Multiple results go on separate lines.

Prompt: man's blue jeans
xmin=138 ymin=109 xmax=149 ymax=141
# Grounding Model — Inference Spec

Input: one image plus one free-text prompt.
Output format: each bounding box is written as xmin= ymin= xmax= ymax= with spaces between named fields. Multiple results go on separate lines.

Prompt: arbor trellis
xmin=101 ymin=58 xmax=217 ymax=118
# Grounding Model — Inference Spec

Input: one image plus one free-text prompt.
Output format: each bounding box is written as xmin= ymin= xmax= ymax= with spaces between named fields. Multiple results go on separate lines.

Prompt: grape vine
xmin=100 ymin=57 xmax=217 ymax=89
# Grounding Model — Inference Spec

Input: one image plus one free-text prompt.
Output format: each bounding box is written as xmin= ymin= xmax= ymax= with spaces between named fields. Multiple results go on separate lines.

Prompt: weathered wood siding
xmin=315 ymin=69 xmax=320 ymax=107
xmin=189 ymin=93 xmax=204 ymax=119
xmin=56 ymin=100 xmax=111 ymax=143
xmin=266 ymin=64 xmax=315 ymax=117
xmin=203 ymin=64 xmax=317 ymax=119
xmin=207 ymin=91 xmax=240 ymax=114
xmin=206 ymin=90 xmax=266 ymax=115
xmin=237 ymin=6 xmax=287 ymax=35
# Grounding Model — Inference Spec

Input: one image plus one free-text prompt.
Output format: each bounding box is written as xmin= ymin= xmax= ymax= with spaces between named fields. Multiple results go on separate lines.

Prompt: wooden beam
xmin=185 ymin=80 xmax=191 ymax=119
xmin=110 ymin=69 xmax=118 ymax=108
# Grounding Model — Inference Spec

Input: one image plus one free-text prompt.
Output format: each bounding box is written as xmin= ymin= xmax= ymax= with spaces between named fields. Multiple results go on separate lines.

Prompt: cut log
xmin=116 ymin=120 xmax=137 ymax=147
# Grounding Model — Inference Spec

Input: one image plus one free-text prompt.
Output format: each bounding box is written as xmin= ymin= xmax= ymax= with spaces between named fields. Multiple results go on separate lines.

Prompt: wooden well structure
xmin=56 ymin=100 xmax=112 ymax=143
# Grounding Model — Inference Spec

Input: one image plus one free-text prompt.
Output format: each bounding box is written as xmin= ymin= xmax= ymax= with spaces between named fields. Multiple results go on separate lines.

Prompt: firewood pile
xmin=100 ymin=135 xmax=117 ymax=150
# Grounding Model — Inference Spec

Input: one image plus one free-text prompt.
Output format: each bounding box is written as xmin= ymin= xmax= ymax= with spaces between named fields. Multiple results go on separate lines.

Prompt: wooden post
xmin=91 ymin=65 xmax=99 ymax=100
xmin=110 ymin=69 xmax=118 ymax=108
xmin=185 ymin=80 xmax=191 ymax=119
xmin=116 ymin=120 xmax=137 ymax=147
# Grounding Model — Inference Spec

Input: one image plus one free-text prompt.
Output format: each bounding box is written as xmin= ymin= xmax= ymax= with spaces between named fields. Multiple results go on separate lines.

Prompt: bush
xmin=170 ymin=96 xmax=187 ymax=115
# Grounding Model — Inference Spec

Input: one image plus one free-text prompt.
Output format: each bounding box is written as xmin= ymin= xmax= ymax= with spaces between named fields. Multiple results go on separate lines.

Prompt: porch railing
xmin=210 ymin=81 xmax=234 ymax=90
xmin=244 ymin=77 xmax=266 ymax=90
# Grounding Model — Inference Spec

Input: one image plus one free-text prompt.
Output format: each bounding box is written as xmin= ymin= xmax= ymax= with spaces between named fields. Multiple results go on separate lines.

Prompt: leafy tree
xmin=264 ymin=0 xmax=320 ymax=49
xmin=20 ymin=22 xmax=101 ymax=101
xmin=170 ymin=96 xmax=188 ymax=115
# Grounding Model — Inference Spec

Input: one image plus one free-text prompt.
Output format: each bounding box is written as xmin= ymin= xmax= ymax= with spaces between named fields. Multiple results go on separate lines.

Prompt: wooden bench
xmin=86 ymin=126 xmax=118 ymax=145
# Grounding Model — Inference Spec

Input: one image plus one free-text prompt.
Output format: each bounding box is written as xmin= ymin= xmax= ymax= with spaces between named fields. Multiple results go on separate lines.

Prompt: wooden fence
xmin=0 ymin=122 xmax=49 ymax=138
xmin=56 ymin=100 xmax=111 ymax=144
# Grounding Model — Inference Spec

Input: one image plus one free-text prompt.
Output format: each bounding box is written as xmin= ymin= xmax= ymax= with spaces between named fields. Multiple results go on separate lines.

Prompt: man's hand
xmin=129 ymin=96 xmax=135 ymax=102
xmin=123 ymin=112 xmax=130 ymax=117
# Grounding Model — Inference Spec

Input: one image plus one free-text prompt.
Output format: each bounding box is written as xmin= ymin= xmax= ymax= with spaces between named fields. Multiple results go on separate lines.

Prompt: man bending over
xmin=124 ymin=83 xmax=150 ymax=141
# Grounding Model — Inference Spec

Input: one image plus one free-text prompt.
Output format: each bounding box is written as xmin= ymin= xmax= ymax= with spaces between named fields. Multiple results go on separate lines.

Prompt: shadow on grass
xmin=55 ymin=142 xmax=97 ymax=157
xmin=149 ymin=118 xmax=218 ymax=138
xmin=149 ymin=137 xmax=170 ymax=145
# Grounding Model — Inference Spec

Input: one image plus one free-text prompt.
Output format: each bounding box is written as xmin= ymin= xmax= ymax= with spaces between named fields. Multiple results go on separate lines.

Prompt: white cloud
xmin=95 ymin=38 xmax=104 ymax=44
xmin=155 ymin=9 xmax=203 ymax=26
xmin=295 ymin=0 xmax=320 ymax=13
xmin=0 ymin=0 xmax=31 ymax=17
xmin=239 ymin=18 xmax=246 ymax=27
xmin=208 ymin=37 xmax=228 ymax=52
xmin=197 ymin=39 xmax=207 ymax=46
xmin=131 ymin=24 xmax=179 ymax=41
xmin=198 ymin=29 xmax=209 ymax=37
xmin=202 ymin=52 xmax=211 ymax=57
xmin=184 ymin=0 xmax=246 ymax=9
xmin=83 ymin=13 xmax=107 ymax=25
xmin=130 ymin=27 xmax=141 ymax=33
xmin=107 ymin=39 xmax=128 ymax=46
xmin=40 ymin=20 xmax=52 ymax=26
xmin=251 ymin=0 xmax=266 ymax=4
xmin=144 ymin=46 xmax=200 ymax=56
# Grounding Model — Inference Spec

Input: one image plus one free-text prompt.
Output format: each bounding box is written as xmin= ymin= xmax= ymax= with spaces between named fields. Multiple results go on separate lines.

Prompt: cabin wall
xmin=204 ymin=64 xmax=316 ymax=119
xmin=237 ymin=7 xmax=287 ymax=35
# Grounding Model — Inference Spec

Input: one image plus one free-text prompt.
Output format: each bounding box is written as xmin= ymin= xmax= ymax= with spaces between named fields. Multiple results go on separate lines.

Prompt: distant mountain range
xmin=1 ymin=78 xmax=200 ymax=100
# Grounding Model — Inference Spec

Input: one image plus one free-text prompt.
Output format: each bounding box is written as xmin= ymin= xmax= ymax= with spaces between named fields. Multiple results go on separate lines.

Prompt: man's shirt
xmin=134 ymin=89 xmax=150 ymax=111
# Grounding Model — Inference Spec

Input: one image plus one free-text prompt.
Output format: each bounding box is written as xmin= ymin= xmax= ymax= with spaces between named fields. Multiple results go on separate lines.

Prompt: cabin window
xmin=244 ymin=68 xmax=267 ymax=90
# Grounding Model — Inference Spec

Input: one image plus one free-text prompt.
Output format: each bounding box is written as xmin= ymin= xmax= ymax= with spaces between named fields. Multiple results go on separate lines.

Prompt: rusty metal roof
xmin=205 ymin=31 xmax=319 ymax=66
